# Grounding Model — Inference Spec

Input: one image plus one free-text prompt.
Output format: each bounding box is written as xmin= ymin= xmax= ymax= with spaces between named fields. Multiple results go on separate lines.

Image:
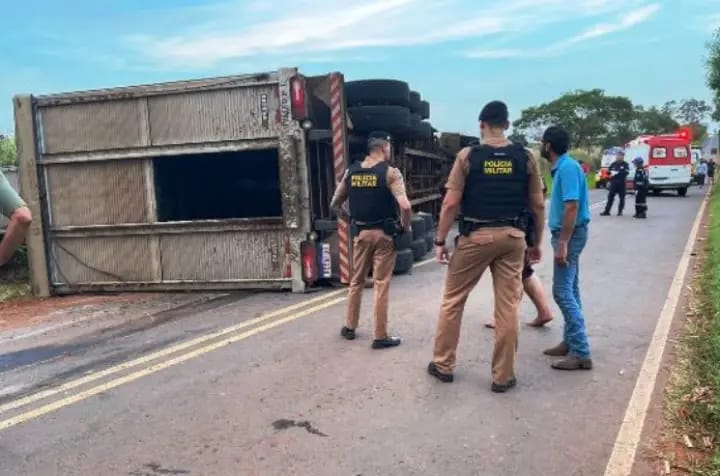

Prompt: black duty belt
xmin=355 ymin=221 xmax=385 ymax=231
xmin=459 ymin=216 xmax=525 ymax=236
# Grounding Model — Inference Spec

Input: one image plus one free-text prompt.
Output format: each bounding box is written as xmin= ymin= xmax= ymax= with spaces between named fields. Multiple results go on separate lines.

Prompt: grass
xmin=541 ymin=171 xmax=595 ymax=195
xmin=0 ymin=241 xmax=30 ymax=303
xmin=664 ymin=185 xmax=720 ymax=474
xmin=0 ymin=281 xmax=31 ymax=302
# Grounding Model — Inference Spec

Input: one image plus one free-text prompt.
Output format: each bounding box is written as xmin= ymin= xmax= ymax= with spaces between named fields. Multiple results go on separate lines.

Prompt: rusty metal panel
xmin=39 ymin=100 xmax=145 ymax=154
xmin=45 ymin=160 xmax=149 ymax=227
xmin=159 ymin=231 xmax=292 ymax=281
xmin=148 ymin=86 xmax=281 ymax=146
xmin=49 ymin=236 xmax=155 ymax=284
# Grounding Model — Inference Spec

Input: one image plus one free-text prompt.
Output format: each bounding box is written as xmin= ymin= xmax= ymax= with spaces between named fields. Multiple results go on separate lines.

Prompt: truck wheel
xmin=398 ymin=114 xmax=422 ymax=139
xmin=416 ymin=211 xmax=435 ymax=230
xmin=411 ymin=239 xmax=428 ymax=261
xmin=411 ymin=216 xmax=427 ymax=240
xmin=409 ymin=91 xmax=421 ymax=113
xmin=419 ymin=100 xmax=430 ymax=120
xmin=410 ymin=121 xmax=433 ymax=140
xmin=348 ymin=106 xmax=411 ymax=134
xmin=345 ymin=80 xmax=410 ymax=108
xmin=394 ymin=230 xmax=412 ymax=250
xmin=424 ymin=231 xmax=434 ymax=251
xmin=393 ymin=249 xmax=414 ymax=275
xmin=678 ymin=187 xmax=688 ymax=197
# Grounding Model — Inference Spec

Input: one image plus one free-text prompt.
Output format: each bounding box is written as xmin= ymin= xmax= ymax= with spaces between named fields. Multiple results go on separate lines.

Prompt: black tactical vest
xmin=461 ymin=143 xmax=529 ymax=222
xmin=346 ymin=161 xmax=397 ymax=224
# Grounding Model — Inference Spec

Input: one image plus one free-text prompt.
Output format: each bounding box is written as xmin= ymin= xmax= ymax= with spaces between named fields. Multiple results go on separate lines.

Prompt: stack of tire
xmin=393 ymin=212 xmax=436 ymax=275
xmin=345 ymin=79 xmax=433 ymax=142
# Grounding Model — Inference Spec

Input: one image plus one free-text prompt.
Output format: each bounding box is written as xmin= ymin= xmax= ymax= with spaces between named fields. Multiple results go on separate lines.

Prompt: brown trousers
xmin=345 ymin=229 xmax=398 ymax=339
xmin=432 ymin=227 xmax=526 ymax=384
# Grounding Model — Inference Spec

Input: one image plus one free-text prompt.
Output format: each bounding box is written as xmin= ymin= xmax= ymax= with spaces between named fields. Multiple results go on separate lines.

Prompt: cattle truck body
xmin=15 ymin=69 xmax=448 ymax=296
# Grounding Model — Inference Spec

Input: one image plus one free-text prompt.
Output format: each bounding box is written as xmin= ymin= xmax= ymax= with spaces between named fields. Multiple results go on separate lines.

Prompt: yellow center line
xmin=0 ymin=297 xmax=348 ymax=432
xmin=0 ymin=258 xmax=438 ymax=430
xmin=0 ymin=289 xmax=346 ymax=416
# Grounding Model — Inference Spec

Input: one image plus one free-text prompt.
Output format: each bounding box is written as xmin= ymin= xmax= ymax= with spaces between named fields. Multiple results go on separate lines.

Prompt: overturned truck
xmin=14 ymin=68 xmax=453 ymax=296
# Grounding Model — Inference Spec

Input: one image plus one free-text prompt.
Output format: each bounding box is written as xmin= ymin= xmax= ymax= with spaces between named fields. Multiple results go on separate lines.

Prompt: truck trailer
xmin=14 ymin=68 xmax=452 ymax=296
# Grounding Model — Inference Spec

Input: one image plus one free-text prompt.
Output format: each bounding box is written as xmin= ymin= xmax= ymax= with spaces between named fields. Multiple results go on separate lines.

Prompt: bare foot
xmin=527 ymin=316 xmax=553 ymax=327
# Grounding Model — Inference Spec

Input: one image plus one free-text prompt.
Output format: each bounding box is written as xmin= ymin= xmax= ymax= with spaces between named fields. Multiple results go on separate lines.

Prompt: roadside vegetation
xmin=659 ymin=29 xmax=720 ymax=474
xmin=0 ymin=135 xmax=17 ymax=167
xmin=661 ymin=185 xmax=720 ymax=475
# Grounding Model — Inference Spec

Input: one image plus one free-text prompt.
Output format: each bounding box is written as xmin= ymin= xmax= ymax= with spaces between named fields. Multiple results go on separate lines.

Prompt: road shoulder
xmin=632 ymin=188 xmax=717 ymax=475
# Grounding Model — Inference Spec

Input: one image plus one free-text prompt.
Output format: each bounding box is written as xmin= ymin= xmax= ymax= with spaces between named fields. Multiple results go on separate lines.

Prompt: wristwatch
xmin=434 ymin=238 xmax=446 ymax=247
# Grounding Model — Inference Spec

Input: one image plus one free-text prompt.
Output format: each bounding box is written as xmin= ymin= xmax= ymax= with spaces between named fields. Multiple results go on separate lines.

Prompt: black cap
xmin=478 ymin=101 xmax=509 ymax=124
xmin=367 ymin=130 xmax=392 ymax=149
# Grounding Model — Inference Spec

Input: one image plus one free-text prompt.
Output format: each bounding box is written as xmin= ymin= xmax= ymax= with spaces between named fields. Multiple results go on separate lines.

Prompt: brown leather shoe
xmin=551 ymin=357 xmax=593 ymax=370
xmin=543 ymin=342 xmax=569 ymax=356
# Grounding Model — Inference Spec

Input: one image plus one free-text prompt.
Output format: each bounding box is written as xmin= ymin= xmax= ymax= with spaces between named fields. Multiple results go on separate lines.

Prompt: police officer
xmin=632 ymin=157 xmax=649 ymax=219
xmin=330 ymin=131 xmax=412 ymax=349
xmin=427 ymin=101 xmax=546 ymax=393
xmin=601 ymin=150 xmax=630 ymax=216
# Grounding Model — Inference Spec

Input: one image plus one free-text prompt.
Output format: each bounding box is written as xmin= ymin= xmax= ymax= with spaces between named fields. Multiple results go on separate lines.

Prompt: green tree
xmin=707 ymin=28 xmax=720 ymax=121
xmin=0 ymin=136 xmax=17 ymax=167
xmin=661 ymin=98 xmax=711 ymax=142
xmin=635 ymin=106 xmax=680 ymax=135
xmin=513 ymin=89 xmax=636 ymax=151
xmin=508 ymin=131 xmax=528 ymax=146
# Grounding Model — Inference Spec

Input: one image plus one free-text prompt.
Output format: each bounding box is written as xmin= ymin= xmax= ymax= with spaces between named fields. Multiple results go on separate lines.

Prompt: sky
xmin=0 ymin=0 xmax=719 ymax=136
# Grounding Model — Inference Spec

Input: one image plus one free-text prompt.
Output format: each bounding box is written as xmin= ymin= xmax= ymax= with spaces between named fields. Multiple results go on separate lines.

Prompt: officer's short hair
xmin=542 ymin=126 xmax=571 ymax=156
xmin=478 ymin=101 xmax=509 ymax=128
xmin=367 ymin=130 xmax=391 ymax=152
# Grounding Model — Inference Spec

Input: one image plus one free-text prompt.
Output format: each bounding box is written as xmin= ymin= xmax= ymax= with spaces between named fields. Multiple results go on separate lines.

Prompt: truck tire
xmin=410 ymin=121 xmax=433 ymax=140
xmin=653 ymin=189 xmax=661 ymax=196
xmin=409 ymin=91 xmax=421 ymax=113
xmin=419 ymin=100 xmax=430 ymax=120
xmin=345 ymin=80 xmax=410 ymax=108
xmin=678 ymin=187 xmax=688 ymax=197
xmin=417 ymin=211 xmax=435 ymax=230
xmin=348 ymin=106 xmax=411 ymax=135
xmin=424 ymin=232 xmax=434 ymax=251
xmin=411 ymin=216 xmax=426 ymax=240
xmin=411 ymin=238 xmax=428 ymax=261
xmin=394 ymin=230 xmax=412 ymax=250
xmin=393 ymin=249 xmax=414 ymax=275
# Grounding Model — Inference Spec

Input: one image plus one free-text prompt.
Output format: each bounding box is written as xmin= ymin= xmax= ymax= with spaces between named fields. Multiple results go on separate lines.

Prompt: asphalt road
xmin=0 ymin=187 xmax=707 ymax=476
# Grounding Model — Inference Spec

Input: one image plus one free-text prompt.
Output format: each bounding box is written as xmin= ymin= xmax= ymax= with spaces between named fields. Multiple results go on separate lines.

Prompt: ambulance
xmin=624 ymin=130 xmax=693 ymax=196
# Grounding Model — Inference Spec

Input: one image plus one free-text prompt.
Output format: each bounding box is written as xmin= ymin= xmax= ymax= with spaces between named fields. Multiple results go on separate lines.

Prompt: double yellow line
xmin=0 ymin=291 xmax=346 ymax=431
xmin=0 ymin=257 xmax=437 ymax=432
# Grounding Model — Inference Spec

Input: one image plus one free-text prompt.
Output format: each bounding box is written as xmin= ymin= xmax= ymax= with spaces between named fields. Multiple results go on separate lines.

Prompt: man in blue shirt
xmin=540 ymin=126 xmax=593 ymax=371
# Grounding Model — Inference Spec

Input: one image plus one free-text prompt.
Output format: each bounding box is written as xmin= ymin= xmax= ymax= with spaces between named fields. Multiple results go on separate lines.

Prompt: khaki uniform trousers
xmin=432 ymin=227 xmax=526 ymax=383
xmin=345 ymin=229 xmax=397 ymax=339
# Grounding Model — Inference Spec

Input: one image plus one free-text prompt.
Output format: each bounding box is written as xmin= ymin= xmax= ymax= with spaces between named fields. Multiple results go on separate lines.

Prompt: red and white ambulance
xmin=624 ymin=130 xmax=693 ymax=196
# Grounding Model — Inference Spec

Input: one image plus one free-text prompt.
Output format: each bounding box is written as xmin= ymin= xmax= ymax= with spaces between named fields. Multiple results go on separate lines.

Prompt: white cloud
xmin=554 ymin=3 xmax=660 ymax=48
xmin=124 ymin=0 xmax=646 ymax=69
xmin=464 ymin=3 xmax=661 ymax=60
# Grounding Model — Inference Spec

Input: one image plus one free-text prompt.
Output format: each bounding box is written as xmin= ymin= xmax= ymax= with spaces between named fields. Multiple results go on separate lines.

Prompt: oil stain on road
xmin=272 ymin=418 xmax=328 ymax=437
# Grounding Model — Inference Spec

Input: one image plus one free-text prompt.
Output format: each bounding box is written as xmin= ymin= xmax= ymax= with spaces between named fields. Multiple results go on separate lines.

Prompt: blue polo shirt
xmin=549 ymin=153 xmax=591 ymax=231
